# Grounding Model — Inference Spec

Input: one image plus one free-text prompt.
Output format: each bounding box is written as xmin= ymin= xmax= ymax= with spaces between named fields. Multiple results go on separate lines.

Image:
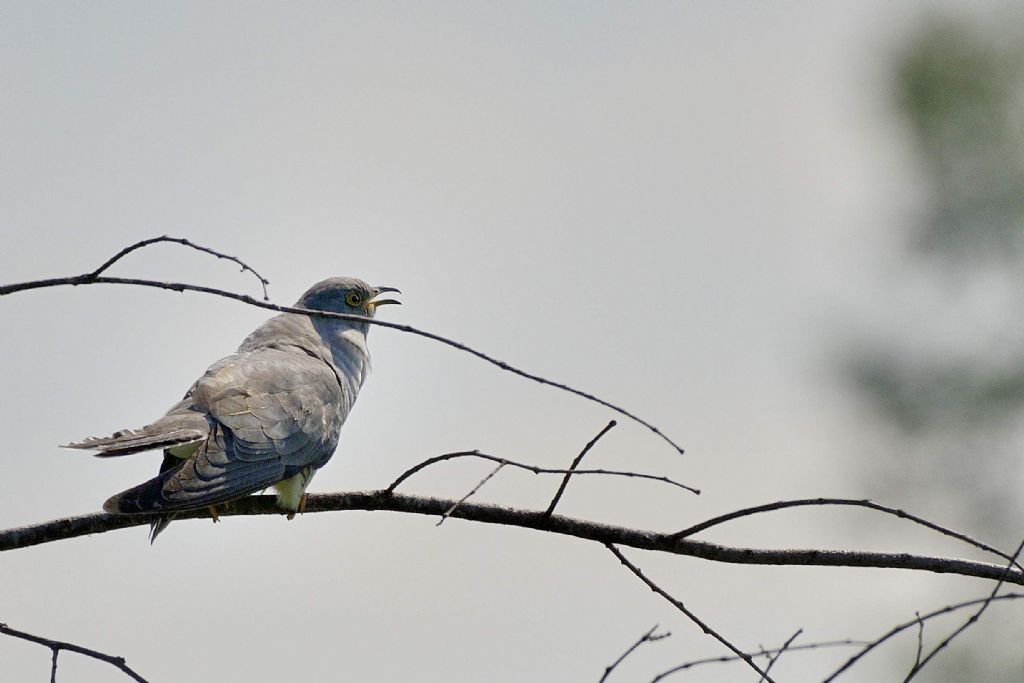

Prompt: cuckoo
xmin=66 ymin=277 xmax=400 ymax=541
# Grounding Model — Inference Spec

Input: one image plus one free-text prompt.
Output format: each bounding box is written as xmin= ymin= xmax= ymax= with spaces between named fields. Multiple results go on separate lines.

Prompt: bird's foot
xmin=286 ymin=495 xmax=308 ymax=521
xmin=208 ymin=505 xmax=220 ymax=523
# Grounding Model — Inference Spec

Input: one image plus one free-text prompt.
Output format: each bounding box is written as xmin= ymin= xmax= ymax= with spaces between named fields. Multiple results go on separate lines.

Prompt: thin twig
xmin=822 ymin=592 xmax=1024 ymax=681
xmin=650 ymin=639 xmax=866 ymax=682
xmin=386 ymin=450 xmax=698 ymax=495
xmin=760 ymin=628 xmax=801 ymax=681
xmin=544 ymin=420 xmax=617 ymax=518
xmin=0 ymin=272 xmax=684 ymax=455
xmin=88 ymin=235 xmax=270 ymax=299
xmin=671 ymin=498 xmax=1023 ymax=571
xmin=907 ymin=612 xmax=924 ymax=680
xmin=605 ymin=544 xmax=776 ymax=683
xmin=0 ymin=622 xmax=149 ymax=683
xmin=599 ymin=624 xmax=670 ymax=683
xmin=437 ymin=461 xmax=505 ymax=526
xmin=903 ymin=536 xmax=1024 ymax=682
xmin=3 ymin=495 xmax=1024 ymax=588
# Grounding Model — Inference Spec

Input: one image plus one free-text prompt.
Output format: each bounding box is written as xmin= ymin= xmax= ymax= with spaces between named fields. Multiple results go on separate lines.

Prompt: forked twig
xmin=605 ymin=544 xmax=776 ymax=683
xmin=599 ymin=624 xmax=670 ymax=682
xmin=385 ymin=450 xmax=698 ymax=496
xmin=650 ymin=638 xmax=866 ymax=682
xmin=823 ymin=592 xmax=1024 ymax=681
xmin=0 ymin=622 xmax=149 ymax=683
xmin=907 ymin=612 xmax=924 ymax=680
xmin=544 ymin=421 xmax=618 ymax=518
xmin=760 ymin=628 xmax=801 ymax=681
xmin=902 ymin=536 xmax=1024 ymax=681
xmin=89 ymin=235 xmax=270 ymax=299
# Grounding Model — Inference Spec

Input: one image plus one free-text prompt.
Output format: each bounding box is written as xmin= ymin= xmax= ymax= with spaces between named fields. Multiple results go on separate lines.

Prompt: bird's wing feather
xmin=104 ymin=349 xmax=346 ymax=514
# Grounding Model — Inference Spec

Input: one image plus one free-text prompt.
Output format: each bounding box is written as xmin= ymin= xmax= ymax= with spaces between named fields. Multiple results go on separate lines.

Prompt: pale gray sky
xmin=1 ymin=2 xmax=1019 ymax=681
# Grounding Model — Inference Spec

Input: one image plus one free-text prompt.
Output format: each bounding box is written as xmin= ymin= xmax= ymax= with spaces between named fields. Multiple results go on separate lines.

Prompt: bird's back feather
xmin=75 ymin=280 xmax=378 ymax=540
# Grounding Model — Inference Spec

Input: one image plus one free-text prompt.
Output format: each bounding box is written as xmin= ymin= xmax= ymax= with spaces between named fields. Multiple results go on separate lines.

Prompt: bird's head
xmin=297 ymin=277 xmax=401 ymax=318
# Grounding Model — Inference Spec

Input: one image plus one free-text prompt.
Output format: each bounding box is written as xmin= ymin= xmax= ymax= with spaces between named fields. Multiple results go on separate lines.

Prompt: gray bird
xmin=65 ymin=277 xmax=400 ymax=541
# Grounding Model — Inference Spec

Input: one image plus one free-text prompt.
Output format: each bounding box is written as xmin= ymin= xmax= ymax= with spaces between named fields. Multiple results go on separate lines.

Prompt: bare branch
xmin=385 ymin=450 xmax=698 ymax=496
xmin=3 ymin=493 xmax=1024 ymax=587
xmin=0 ymin=622 xmax=149 ymax=683
xmin=671 ymin=497 xmax=1023 ymax=570
xmin=544 ymin=420 xmax=617 ymax=518
xmin=605 ymin=543 xmax=776 ymax=683
xmin=907 ymin=613 xmax=924 ymax=680
xmin=599 ymin=624 xmax=670 ymax=683
xmin=823 ymin=592 xmax=1024 ymax=681
xmin=903 ymin=536 xmax=1024 ymax=681
xmin=0 ymin=270 xmax=684 ymax=456
xmin=437 ymin=461 xmax=505 ymax=526
xmin=650 ymin=639 xmax=866 ymax=682
xmin=0 ymin=492 xmax=1022 ymax=593
xmin=760 ymin=628 xmax=801 ymax=681
xmin=86 ymin=235 xmax=270 ymax=300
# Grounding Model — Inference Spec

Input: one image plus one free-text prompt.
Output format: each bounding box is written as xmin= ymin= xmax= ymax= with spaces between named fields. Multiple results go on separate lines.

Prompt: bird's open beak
xmin=367 ymin=286 xmax=402 ymax=312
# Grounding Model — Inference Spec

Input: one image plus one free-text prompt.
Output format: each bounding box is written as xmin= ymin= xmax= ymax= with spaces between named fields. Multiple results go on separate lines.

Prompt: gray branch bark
xmin=2 ymin=491 xmax=1021 ymax=587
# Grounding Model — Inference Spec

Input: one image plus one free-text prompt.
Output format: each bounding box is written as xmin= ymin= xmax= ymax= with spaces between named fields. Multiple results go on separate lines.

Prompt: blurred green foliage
xmin=896 ymin=19 xmax=1024 ymax=260
xmin=850 ymin=18 xmax=1024 ymax=443
xmin=846 ymin=17 xmax=1024 ymax=680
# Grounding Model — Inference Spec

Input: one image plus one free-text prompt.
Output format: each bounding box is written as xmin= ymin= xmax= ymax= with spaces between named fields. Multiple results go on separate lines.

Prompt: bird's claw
xmin=286 ymin=494 xmax=308 ymax=521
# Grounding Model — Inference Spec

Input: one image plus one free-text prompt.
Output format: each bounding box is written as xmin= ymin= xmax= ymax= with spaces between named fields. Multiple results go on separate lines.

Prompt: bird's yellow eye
xmin=345 ymin=292 xmax=363 ymax=307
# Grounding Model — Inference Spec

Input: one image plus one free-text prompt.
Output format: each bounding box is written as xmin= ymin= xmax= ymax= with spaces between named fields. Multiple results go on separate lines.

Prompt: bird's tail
xmin=64 ymin=414 xmax=208 ymax=457
xmin=148 ymin=515 xmax=177 ymax=544
xmin=101 ymin=462 xmax=184 ymax=543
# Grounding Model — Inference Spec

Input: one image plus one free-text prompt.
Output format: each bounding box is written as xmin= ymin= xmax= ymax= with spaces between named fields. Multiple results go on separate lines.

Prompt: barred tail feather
xmin=67 ymin=430 xmax=204 ymax=457
xmin=64 ymin=415 xmax=207 ymax=457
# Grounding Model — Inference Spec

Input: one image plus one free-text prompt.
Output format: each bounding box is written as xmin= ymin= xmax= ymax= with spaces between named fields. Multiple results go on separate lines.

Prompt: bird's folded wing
xmin=105 ymin=349 xmax=345 ymax=514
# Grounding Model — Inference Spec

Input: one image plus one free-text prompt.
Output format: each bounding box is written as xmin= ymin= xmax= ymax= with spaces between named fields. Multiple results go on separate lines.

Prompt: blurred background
xmin=2 ymin=2 xmax=1024 ymax=681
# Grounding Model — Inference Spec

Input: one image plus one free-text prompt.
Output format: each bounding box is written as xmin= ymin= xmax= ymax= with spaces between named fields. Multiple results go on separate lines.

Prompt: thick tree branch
xmin=672 ymin=497 xmax=1022 ymax=570
xmin=3 ymin=492 xmax=1022 ymax=587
